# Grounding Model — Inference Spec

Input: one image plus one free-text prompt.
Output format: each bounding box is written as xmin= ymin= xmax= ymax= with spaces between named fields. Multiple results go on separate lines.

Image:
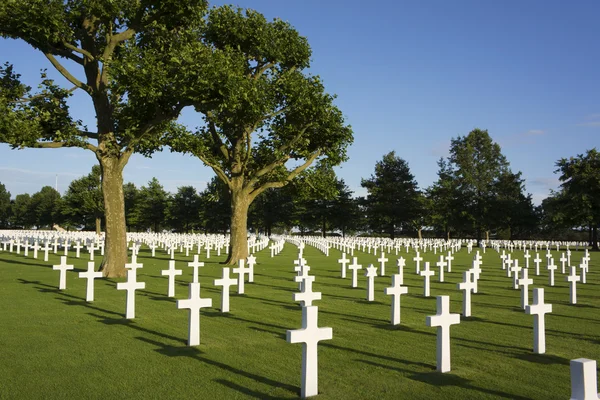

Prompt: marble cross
xmin=246 ymin=254 xmax=257 ymax=283
xmin=547 ymin=259 xmax=557 ymax=286
xmin=214 ymin=267 xmax=237 ymax=312
xmin=385 ymin=274 xmax=408 ymax=325
xmin=525 ymin=288 xmax=552 ymax=354
xmin=566 ymin=266 xmax=581 ymax=305
xmin=177 ymin=282 xmax=212 ymax=346
xmin=348 ymin=257 xmax=362 ymax=288
xmin=365 ymin=264 xmax=378 ymax=301
xmin=377 ymin=252 xmax=388 ymax=276
xmin=559 ymin=253 xmax=568 ymax=274
xmin=79 ymin=261 xmax=103 ymax=302
xmin=396 ymin=257 xmax=405 ymax=284
xmin=413 ymin=251 xmax=423 ymax=274
xmin=457 ymin=271 xmax=475 ymax=317
xmin=188 ymin=254 xmax=204 ymax=283
xmin=524 ymin=250 xmax=531 ymax=269
xmin=436 ymin=255 xmax=447 ymax=282
xmin=286 ymin=306 xmax=332 ymax=399
xmin=53 ymin=256 xmax=74 ymax=290
xmin=426 ymin=296 xmax=460 ymax=373
xmin=233 ymin=259 xmax=250 ymax=294
xmin=116 ymin=269 xmax=145 ymax=319
xmin=570 ymin=358 xmax=599 ymax=400
xmin=294 ymin=275 xmax=322 ymax=307
xmin=517 ymin=268 xmax=533 ymax=309
xmin=161 ymin=260 xmax=183 ymax=297
xmin=338 ymin=252 xmax=350 ymax=279
xmin=446 ymin=251 xmax=454 ymax=272
xmin=419 ymin=262 xmax=435 ymax=297
xmin=510 ymin=260 xmax=522 ymax=290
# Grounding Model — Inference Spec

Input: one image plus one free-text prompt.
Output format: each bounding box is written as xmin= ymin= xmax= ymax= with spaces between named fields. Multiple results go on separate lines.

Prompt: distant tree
xmin=249 ymin=186 xmax=295 ymax=236
xmin=361 ymin=151 xmax=421 ymax=239
xmin=0 ymin=1 xmax=213 ymax=276
xmin=10 ymin=193 xmax=33 ymax=228
xmin=62 ymin=165 xmax=104 ymax=234
xmin=328 ymin=180 xmax=362 ymax=237
xmin=199 ymin=176 xmax=230 ymax=234
xmin=492 ymin=171 xmax=538 ymax=239
xmin=171 ymin=6 xmax=353 ymax=264
xmin=29 ymin=186 xmax=62 ymax=228
xmin=445 ymin=129 xmax=509 ymax=244
xmin=0 ymin=182 xmax=10 ymax=228
xmin=555 ymin=148 xmax=600 ymax=250
xmin=168 ymin=186 xmax=201 ymax=233
xmin=427 ymin=158 xmax=461 ymax=240
xmin=123 ymin=183 xmax=139 ymax=232
xmin=134 ymin=178 xmax=169 ymax=232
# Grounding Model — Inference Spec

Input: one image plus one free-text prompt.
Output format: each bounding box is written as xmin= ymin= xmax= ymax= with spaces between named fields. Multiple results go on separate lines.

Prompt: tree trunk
xmin=99 ymin=157 xmax=128 ymax=277
xmin=446 ymin=230 xmax=451 ymax=241
xmin=322 ymin=216 xmax=327 ymax=238
xmin=225 ymin=189 xmax=250 ymax=264
xmin=486 ymin=230 xmax=490 ymax=242
xmin=592 ymin=224 xmax=599 ymax=251
xmin=418 ymin=228 xmax=422 ymax=240
xmin=95 ymin=216 xmax=101 ymax=236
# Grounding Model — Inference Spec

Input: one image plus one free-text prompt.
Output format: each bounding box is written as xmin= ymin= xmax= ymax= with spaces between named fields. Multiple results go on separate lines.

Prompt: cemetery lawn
xmin=0 ymin=245 xmax=598 ymax=399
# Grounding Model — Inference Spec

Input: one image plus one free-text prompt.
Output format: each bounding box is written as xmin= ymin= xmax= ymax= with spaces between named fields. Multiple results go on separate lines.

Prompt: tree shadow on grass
xmin=0 ymin=257 xmax=50 ymax=268
xmin=137 ymin=337 xmax=298 ymax=396
xmin=410 ymin=371 xmax=532 ymax=400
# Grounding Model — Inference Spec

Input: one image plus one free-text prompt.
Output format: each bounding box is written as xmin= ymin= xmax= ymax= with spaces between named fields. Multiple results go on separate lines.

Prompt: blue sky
xmin=1 ymin=0 xmax=599 ymax=204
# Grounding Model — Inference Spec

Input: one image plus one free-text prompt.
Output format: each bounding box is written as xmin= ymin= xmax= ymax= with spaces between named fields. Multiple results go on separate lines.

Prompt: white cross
xmin=436 ymin=255 xmax=447 ymax=282
xmin=533 ymin=253 xmax=542 ymax=276
xmin=32 ymin=241 xmax=39 ymax=259
xmin=385 ymin=274 xmax=408 ymax=325
xmin=524 ymin=250 xmax=531 ymax=269
xmin=517 ymin=268 xmax=533 ymax=309
xmin=580 ymin=262 xmax=589 ymax=284
xmin=294 ymin=264 xmax=311 ymax=291
xmin=446 ymin=251 xmax=454 ymax=272
xmin=510 ymin=260 xmax=522 ymax=290
xmin=214 ymin=267 xmax=237 ymax=312
xmin=426 ymin=295 xmax=461 ymax=373
xmin=246 ymin=254 xmax=256 ymax=283
xmin=348 ymin=257 xmax=362 ymax=288
xmin=161 ymin=260 xmax=183 ymax=297
xmin=419 ymin=262 xmax=435 ymax=297
xmin=525 ymin=288 xmax=552 ymax=354
xmin=43 ymin=241 xmax=50 ymax=261
xmin=548 ymin=259 xmax=557 ymax=286
xmin=396 ymin=257 xmax=405 ymax=284
xmin=294 ymin=275 xmax=322 ymax=307
xmin=78 ymin=261 xmax=103 ymax=302
xmin=338 ymin=252 xmax=350 ymax=279
xmin=116 ymin=269 xmax=145 ymax=319
xmin=560 ymin=253 xmax=568 ymax=274
xmin=413 ymin=251 xmax=423 ymax=274
xmin=233 ymin=259 xmax=250 ymax=294
xmin=377 ymin=252 xmax=388 ymax=276
xmin=73 ymin=241 xmax=83 ymax=258
xmin=149 ymin=242 xmax=157 ymax=257
xmin=500 ymin=251 xmax=507 ymax=269
xmin=177 ymin=282 xmax=212 ymax=346
xmin=53 ymin=256 xmax=74 ymax=290
xmin=569 ymin=358 xmax=599 ymax=400
xmin=365 ymin=264 xmax=378 ymax=301
xmin=566 ymin=266 xmax=581 ymax=304
xmin=188 ymin=255 xmax=204 ymax=283
xmin=125 ymin=260 xmax=144 ymax=272
xmin=457 ymin=271 xmax=476 ymax=317
xmin=286 ymin=306 xmax=332 ymax=399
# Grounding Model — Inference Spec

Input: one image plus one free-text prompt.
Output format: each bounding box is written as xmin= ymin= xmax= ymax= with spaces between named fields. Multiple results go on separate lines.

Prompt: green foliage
xmin=9 ymin=193 xmax=33 ymax=228
xmin=361 ymin=151 xmax=421 ymax=238
xmin=123 ymin=182 xmax=139 ymax=231
xmin=167 ymin=186 xmax=202 ymax=233
xmin=198 ymin=176 xmax=231 ymax=233
xmin=134 ymin=178 xmax=170 ymax=232
xmin=0 ymin=182 xmax=10 ymax=228
xmin=61 ymin=165 xmax=104 ymax=230
xmin=29 ymin=185 xmax=62 ymax=228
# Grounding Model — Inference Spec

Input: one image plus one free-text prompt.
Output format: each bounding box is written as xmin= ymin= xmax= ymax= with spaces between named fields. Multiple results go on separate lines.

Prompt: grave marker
xmin=177 ymin=282 xmax=212 ymax=346
xmin=426 ymin=296 xmax=460 ymax=373
xmin=385 ymin=274 xmax=408 ymax=325
xmin=78 ymin=261 xmax=103 ymax=302
xmin=525 ymin=288 xmax=552 ymax=354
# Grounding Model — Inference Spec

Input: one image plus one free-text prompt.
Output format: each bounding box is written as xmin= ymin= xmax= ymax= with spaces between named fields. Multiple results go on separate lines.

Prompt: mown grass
xmin=0 ymin=242 xmax=598 ymax=399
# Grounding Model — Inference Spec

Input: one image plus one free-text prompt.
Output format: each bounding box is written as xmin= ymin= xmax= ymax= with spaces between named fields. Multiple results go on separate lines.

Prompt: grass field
xmin=0 ymin=242 xmax=598 ymax=399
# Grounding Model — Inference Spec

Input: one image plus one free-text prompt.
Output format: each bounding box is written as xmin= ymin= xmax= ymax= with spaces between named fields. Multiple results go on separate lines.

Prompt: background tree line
xmin=1 ymin=129 xmax=597 ymax=245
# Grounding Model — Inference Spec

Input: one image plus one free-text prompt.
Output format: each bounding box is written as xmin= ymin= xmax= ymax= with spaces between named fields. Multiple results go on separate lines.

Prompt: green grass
xmin=0 ymin=243 xmax=598 ymax=399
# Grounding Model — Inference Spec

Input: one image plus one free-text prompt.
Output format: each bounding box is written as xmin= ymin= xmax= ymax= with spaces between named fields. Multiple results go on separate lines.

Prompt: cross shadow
xmin=516 ymin=352 xmax=569 ymax=365
xmin=87 ymin=313 xmax=186 ymax=344
xmin=137 ymin=337 xmax=298 ymax=395
xmin=248 ymin=326 xmax=286 ymax=339
xmin=215 ymin=379 xmax=292 ymax=400
xmin=372 ymin=323 xmax=436 ymax=336
xmin=0 ymin=257 xmax=50 ymax=268
xmin=57 ymin=298 xmax=122 ymax=317
xmin=321 ymin=342 xmax=431 ymax=368
xmin=202 ymin=311 xmax=290 ymax=331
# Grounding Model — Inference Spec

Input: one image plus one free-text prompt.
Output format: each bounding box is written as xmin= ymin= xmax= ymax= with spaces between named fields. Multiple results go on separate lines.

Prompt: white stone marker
xmin=436 ymin=255 xmax=446 ymax=282
xmin=419 ymin=262 xmax=435 ymax=297
xmin=43 ymin=241 xmax=50 ymax=262
xmin=446 ymin=251 xmax=454 ymax=272
xmin=365 ymin=264 xmax=378 ymax=301
xmin=396 ymin=257 xmax=405 ymax=284
xmin=580 ymin=263 xmax=588 ymax=284
xmin=548 ymin=260 xmax=557 ymax=286
xmin=517 ymin=268 xmax=533 ymax=309
xmin=53 ymin=256 xmax=74 ymax=290
xmin=348 ymin=257 xmax=362 ymax=288
xmin=457 ymin=271 xmax=475 ymax=317
xmin=233 ymin=259 xmax=249 ymax=294
xmin=570 ymin=358 xmax=599 ymax=400
xmin=286 ymin=306 xmax=333 ymax=399
xmin=471 ymin=256 xmax=482 ymax=294
xmin=385 ymin=274 xmax=408 ymax=325
xmin=414 ymin=251 xmax=423 ymax=274
xmin=116 ymin=269 xmax=145 ymax=319
xmin=524 ymin=250 xmax=531 ymax=269
xmin=188 ymin=255 xmax=204 ymax=283
xmin=533 ymin=253 xmax=542 ymax=276
xmin=247 ymin=254 xmax=256 ymax=283
xmin=161 ymin=260 xmax=183 ymax=297
xmin=510 ymin=260 xmax=522 ymax=289
xmin=525 ymin=288 xmax=552 ymax=354
xmin=32 ymin=241 xmax=39 ymax=259
xmin=426 ymin=296 xmax=461 ymax=373
xmin=73 ymin=241 xmax=83 ymax=258
xmin=378 ymin=252 xmax=388 ymax=276
xmin=214 ymin=267 xmax=237 ymax=312
xmin=177 ymin=282 xmax=212 ymax=346
xmin=560 ymin=253 xmax=568 ymax=274
xmin=567 ymin=266 xmax=581 ymax=305
xmin=338 ymin=252 xmax=349 ymax=278
xmin=294 ymin=275 xmax=322 ymax=307
xmin=79 ymin=261 xmax=103 ymax=302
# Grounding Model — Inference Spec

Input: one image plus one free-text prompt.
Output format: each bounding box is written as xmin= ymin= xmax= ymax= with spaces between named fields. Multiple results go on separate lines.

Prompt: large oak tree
xmin=0 ymin=0 xmax=214 ymax=276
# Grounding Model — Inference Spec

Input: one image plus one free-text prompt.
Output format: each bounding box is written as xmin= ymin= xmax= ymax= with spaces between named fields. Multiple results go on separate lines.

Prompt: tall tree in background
xmin=29 ymin=186 xmax=62 ymax=228
xmin=361 ymin=151 xmax=421 ymax=239
xmin=172 ymin=7 xmax=353 ymax=263
xmin=168 ymin=186 xmax=201 ymax=233
xmin=62 ymin=165 xmax=103 ymax=234
xmin=555 ymin=148 xmax=600 ymax=250
xmin=0 ymin=182 xmax=10 ymax=228
xmin=0 ymin=1 xmax=213 ymax=276
xmin=10 ymin=193 xmax=33 ymax=228
xmin=492 ymin=171 xmax=538 ymax=239
xmin=249 ymin=187 xmax=295 ymax=236
xmin=446 ymin=129 xmax=509 ymax=244
xmin=134 ymin=178 xmax=169 ymax=233
xmin=427 ymin=158 xmax=460 ymax=239
xmin=123 ymin=182 xmax=139 ymax=232
xmin=199 ymin=176 xmax=230 ymax=234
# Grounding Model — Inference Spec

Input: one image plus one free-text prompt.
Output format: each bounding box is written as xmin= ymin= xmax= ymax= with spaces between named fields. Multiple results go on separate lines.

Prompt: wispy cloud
xmin=576 ymin=113 xmax=600 ymax=127
xmin=576 ymin=121 xmax=600 ymax=127
xmin=524 ymin=129 xmax=544 ymax=135
xmin=0 ymin=166 xmax=80 ymax=178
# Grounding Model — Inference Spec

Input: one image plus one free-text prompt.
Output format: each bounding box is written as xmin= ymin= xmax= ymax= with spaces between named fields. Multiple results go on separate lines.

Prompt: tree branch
xmin=209 ymin=120 xmax=230 ymax=161
xmin=197 ymin=154 xmax=231 ymax=188
xmin=62 ymin=41 xmax=95 ymax=61
xmin=252 ymin=62 xmax=275 ymax=79
xmin=35 ymin=141 xmax=97 ymax=152
xmin=16 ymin=86 xmax=79 ymax=103
xmin=44 ymin=53 xmax=87 ymax=89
